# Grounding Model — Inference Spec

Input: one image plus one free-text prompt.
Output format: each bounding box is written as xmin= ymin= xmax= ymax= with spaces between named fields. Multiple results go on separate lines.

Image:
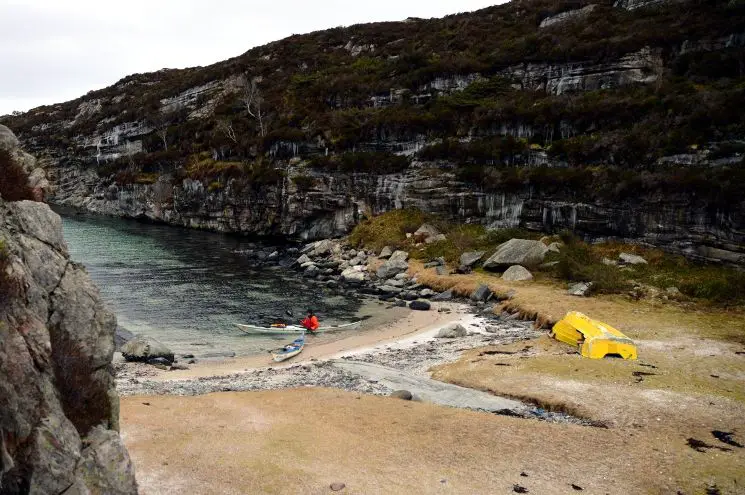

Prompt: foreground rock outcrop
xmin=0 ymin=129 xmax=136 ymax=494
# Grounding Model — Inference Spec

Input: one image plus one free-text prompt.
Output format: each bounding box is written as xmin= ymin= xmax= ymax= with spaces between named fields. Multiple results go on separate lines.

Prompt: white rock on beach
xmin=502 ymin=265 xmax=534 ymax=281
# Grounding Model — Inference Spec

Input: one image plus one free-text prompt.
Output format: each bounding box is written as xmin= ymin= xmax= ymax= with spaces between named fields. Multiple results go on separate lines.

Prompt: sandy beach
xmin=117 ymin=301 xmax=472 ymax=382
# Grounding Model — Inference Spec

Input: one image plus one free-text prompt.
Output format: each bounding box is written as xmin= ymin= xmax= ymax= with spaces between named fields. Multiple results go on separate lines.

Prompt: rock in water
xmin=0 ymin=148 xmax=137 ymax=495
xmin=409 ymin=300 xmax=431 ymax=311
xmin=390 ymin=390 xmax=413 ymax=400
xmin=471 ymin=284 xmax=493 ymax=302
xmin=460 ymin=251 xmax=485 ymax=268
xmin=435 ymin=323 xmax=468 ymax=338
xmin=121 ymin=335 xmax=175 ymax=363
xmin=483 ymin=239 xmax=549 ymax=270
xmin=502 ymin=265 xmax=534 ymax=281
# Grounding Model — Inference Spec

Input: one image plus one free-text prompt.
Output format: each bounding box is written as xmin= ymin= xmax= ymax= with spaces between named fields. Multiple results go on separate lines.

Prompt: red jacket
xmin=302 ymin=315 xmax=319 ymax=332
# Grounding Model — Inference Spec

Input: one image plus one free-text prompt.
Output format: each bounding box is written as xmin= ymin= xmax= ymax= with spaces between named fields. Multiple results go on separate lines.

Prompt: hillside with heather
xmin=2 ymin=0 xmax=744 ymax=263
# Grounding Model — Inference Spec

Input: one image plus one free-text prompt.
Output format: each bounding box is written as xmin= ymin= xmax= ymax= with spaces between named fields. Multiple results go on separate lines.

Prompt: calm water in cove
xmin=58 ymin=209 xmax=366 ymax=357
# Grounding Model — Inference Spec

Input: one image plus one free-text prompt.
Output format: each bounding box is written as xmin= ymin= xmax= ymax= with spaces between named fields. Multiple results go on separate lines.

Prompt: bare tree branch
xmin=239 ymin=74 xmax=268 ymax=137
xmin=216 ymin=119 xmax=238 ymax=144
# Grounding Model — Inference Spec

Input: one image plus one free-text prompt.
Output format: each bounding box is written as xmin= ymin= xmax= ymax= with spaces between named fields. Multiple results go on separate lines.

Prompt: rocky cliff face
xmin=0 ymin=131 xmax=136 ymax=494
xmin=49 ymin=161 xmax=744 ymax=265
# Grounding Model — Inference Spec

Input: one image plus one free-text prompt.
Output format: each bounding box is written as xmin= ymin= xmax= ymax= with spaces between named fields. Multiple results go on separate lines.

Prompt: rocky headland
xmin=0 ymin=126 xmax=136 ymax=494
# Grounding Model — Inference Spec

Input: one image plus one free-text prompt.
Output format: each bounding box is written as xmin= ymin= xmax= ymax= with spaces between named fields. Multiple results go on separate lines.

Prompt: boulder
xmin=394 ymin=272 xmax=410 ymax=281
xmin=414 ymin=223 xmax=442 ymax=242
xmin=114 ymin=326 xmax=135 ymax=351
xmin=619 ymin=252 xmax=648 ymax=265
xmin=425 ymin=234 xmax=447 ymax=244
xmin=435 ymin=266 xmax=449 ymax=276
xmin=378 ymin=285 xmax=403 ymax=295
xmin=501 ymin=265 xmax=534 ymax=282
xmin=424 ymin=260 xmax=442 ymax=268
xmin=471 ymin=284 xmax=493 ymax=302
xmin=568 ymin=282 xmax=594 ymax=297
xmin=431 ymin=289 xmax=454 ymax=301
xmin=547 ymin=242 xmax=563 ymax=254
xmin=435 ymin=323 xmax=468 ymax=338
xmin=121 ymin=335 xmax=175 ymax=363
xmin=460 ymin=251 xmax=485 ymax=268
xmin=0 ymin=123 xmax=21 ymax=150
xmin=376 ymin=257 xmax=409 ymax=280
xmin=341 ymin=266 xmax=366 ymax=283
xmin=409 ymin=300 xmax=431 ymax=311
xmin=483 ymin=239 xmax=549 ymax=270
xmin=389 ymin=250 xmax=409 ymax=263
xmin=401 ymin=291 xmax=420 ymax=301
xmin=419 ymin=288 xmax=435 ymax=298
xmin=296 ymin=254 xmax=312 ymax=265
xmin=305 ymin=239 xmax=339 ymax=257
xmin=147 ymin=357 xmax=172 ymax=367
xmin=456 ymin=265 xmax=473 ymax=274
xmin=304 ymin=264 xmax=320 ymax=277
xmin=390 ymin=390 xmax=413 ymax=400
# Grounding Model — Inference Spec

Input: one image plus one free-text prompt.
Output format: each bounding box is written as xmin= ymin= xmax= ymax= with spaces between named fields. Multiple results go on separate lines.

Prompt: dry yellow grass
xmin=121 ymin=388 xmax=744 ymax=495
xmin=411 ymin=262 xmax=745 ymax=494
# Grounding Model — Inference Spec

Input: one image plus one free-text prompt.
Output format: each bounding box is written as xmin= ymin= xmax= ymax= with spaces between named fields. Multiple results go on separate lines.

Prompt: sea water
xmin=58 ymin=209 xmax=367 ymax=357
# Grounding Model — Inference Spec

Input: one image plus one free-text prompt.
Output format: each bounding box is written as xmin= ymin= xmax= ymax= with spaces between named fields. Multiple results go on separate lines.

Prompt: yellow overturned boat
xmin=551 ymin=311 xmax=637 ymax=360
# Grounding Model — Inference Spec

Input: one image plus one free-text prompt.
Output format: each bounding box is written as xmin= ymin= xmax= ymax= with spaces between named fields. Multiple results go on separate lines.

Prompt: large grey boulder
xmin=377 ymin=252 xmax=409 ymax=279
xmin=121 ymin=335 xmax=175 ymax=363
xmin=389 ymin=250 xmax=409 ymax=263
xmin=483 ymin=239 xmax=549 ymax=270
xmin=460 ymin=251 xmax=485 ymax=268
xmin=0 ymin=195 xmax=137 ymax=493
xmin=502 ymin=265 xmax=534 ymax=281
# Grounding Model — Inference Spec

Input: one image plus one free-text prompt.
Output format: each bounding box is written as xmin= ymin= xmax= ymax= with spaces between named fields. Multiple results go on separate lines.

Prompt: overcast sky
xmin=0 ymin=0 xmax=504 ymax=116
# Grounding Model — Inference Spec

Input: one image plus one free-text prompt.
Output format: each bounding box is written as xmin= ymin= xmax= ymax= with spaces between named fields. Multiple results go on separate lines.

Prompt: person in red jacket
xmin=301 ymin=309 xmax=319 ymax=334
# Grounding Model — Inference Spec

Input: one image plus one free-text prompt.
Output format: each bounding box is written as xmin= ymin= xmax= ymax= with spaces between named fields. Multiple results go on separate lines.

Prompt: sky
xmin=0 ymin=0 xmax=504 ymax=116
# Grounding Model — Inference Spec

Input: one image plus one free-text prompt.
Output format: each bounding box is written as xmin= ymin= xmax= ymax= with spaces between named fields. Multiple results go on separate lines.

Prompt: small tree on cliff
xmin=238 ymin=74 xmax=268 ymax=138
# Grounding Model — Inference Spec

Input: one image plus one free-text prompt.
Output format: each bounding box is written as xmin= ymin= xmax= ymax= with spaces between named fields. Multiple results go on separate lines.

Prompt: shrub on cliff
xmin=0 ymin=149 xmax=34 ymax=201
xmin=309 ymin=152 xmax=410 ymax=174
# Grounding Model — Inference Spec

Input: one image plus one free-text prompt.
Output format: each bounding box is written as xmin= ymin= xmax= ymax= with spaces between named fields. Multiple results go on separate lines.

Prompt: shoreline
xmin=115 ymin=301 xmax=549 ymax=403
